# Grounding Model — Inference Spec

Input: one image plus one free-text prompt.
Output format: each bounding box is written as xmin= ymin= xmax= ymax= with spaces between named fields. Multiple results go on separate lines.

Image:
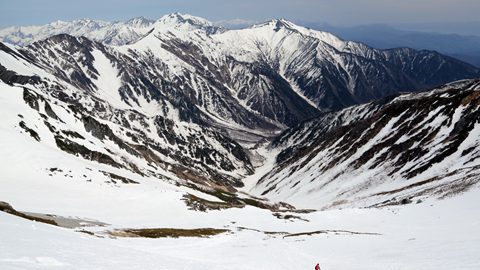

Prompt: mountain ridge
xmin=251 ymin=79 xmax=480 ymax=208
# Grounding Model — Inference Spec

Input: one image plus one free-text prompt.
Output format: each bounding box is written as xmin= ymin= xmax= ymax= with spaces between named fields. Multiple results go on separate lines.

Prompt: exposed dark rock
xmin=100 ymin=171 xmax=139 ymax=184
xmin=54 ymin=135 xmax=121 ymax=168
xmin=0 ymin=64 xmax=41 ymax=86
xmin=61 ymin=130 xmax=85 ymax=139
xmin=82 ymin=115 xmax=139 ymax=157
xmin=108 ymin=227 xmax=230 ymax=238
xmin=23 ymin=88 xmax=40 ymax=111
xmin=19 ymin=121 xmax=40 ymax=141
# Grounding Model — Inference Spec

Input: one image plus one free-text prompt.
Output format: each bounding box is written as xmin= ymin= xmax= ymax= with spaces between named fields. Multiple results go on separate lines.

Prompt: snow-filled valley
xmin=1 ymin=185 xmax=479 ymax=270
xmin=1 ymin=13 xmax=480 ymax=270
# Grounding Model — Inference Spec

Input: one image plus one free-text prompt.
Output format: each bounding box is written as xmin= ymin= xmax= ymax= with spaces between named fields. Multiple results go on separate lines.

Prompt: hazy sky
xmin=1 ymin=0 xmax=479 ymax=33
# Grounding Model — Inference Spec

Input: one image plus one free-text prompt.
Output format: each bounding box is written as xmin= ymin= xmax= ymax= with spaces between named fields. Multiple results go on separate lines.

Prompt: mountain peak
xmin=251 ymin=18 xmax=297 ymax=31
xmin=125 ymin=16 xmax=154 ymax=28
xmin=69 ymin=18 xmax=109 ymax=27
xmin=157 ymin=13 xmax=214 ymax=27
xmin=154 ymin=13 xmax=224 ymax=34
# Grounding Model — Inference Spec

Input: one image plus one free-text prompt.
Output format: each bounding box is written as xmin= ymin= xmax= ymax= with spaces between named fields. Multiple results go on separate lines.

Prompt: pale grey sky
xmin=1 ymin=0 xmax=478 ymax=34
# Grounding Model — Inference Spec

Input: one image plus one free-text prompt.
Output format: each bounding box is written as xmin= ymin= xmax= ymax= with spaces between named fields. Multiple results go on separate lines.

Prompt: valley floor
xmin=1 ymin=177 xmax=479 ymax=270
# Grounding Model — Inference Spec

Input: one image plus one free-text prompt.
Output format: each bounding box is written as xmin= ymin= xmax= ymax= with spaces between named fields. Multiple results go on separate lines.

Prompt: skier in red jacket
xmin=315 ymin=263 xmax=321 ymax=270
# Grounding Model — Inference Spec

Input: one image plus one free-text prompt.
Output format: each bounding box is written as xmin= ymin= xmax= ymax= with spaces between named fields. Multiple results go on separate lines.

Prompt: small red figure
xmin=315 ymin=263 xmax=321 ymax=270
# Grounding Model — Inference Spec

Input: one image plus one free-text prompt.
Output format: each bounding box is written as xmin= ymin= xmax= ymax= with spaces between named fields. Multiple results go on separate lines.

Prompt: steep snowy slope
xmin=0 ymin=42 xmax=255 ymax=191
xmin=2 ymin=13 xmax=480 ymax=204
xmin=1 ymin=92 xmax=479 ymax=268
xmin=1 ymin=73 xmax=479 ymax=268
xmin=123 ymin=15 xmax=480 ymax=121
xmin=252 ymin=79 xmax=480 ymax=209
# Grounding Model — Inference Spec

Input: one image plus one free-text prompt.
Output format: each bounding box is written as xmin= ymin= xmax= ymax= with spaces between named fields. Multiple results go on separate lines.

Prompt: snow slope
xmin=252 ymin=79 xmax=480 ymax=209
xmin=1 ymin=188 xmax=479 ymax=270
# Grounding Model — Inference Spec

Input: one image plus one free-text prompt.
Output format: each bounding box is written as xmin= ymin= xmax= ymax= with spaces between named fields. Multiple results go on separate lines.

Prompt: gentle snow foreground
xmin=1 ymin=167 xmax=479 ymax=270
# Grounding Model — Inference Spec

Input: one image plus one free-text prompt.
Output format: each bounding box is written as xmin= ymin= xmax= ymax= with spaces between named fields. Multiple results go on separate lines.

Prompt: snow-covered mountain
xmin=308 ymin=23 xmax=480 ymax=67
xmin=0 ymin=13 xmax=227 ymax=47
xmin=252 ymin=79 xmax=480 ymax=209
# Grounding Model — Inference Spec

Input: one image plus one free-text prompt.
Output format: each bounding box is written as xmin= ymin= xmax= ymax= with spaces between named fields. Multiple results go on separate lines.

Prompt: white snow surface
xmin=1 ymin=184 xmax=479 ymax=270
xmin=90 ymin=49 xmax=127 ymax=109
xmin=1 ymin=75 xmax=478 ymax=269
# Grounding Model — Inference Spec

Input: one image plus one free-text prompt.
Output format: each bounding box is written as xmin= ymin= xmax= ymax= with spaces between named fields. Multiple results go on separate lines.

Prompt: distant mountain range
xmin=1 ymin=14 xmax=478 ymax=116
xmin=0 ymin=17 xmax=156 ymax=46
xmin=301 ymin=23 xmax=480 ymax=67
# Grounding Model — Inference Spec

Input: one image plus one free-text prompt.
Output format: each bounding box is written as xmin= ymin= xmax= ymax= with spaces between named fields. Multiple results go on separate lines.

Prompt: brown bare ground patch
xmin=0 ymin=201 xmax=58 ymax=226
xmin=461 ymin=91 xmax=480 ymax=106
xmin=108 ymin=228 xmax=230 ymax=238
